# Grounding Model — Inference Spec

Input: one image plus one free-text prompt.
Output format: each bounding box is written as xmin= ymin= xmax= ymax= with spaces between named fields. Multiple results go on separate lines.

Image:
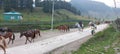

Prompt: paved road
xmin=0 ymin=24 xmax=108 ymax=54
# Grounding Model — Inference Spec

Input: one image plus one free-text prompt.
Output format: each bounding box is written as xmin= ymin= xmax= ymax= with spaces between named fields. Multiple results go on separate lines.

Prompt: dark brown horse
xmin=0 ymin=32 xmax=15 ymax=44
xmin=20 ymin=30 xmax=36 ymax=44
xmin=56 ymin=25 xmax=70 ymax=32
xmin=104 ymin=21 xmax=111 ymax=24
xmin=0 ymin=36 xmax=7 ymax=54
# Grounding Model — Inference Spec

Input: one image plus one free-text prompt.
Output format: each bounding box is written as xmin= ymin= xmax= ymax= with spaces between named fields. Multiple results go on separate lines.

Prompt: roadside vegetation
xmin=72 ymin=25 xmax=120 ymax=54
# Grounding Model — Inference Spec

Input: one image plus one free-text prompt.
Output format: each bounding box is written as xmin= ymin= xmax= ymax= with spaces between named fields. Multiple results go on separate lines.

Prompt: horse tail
xmin=39 ymin=31 xmax=41 ymax=36
xmin=33 ymin=31 xmax=36 ymax=39
xmin=68 ymin=26 xmax=70 ymax=31
xmin=12 ymin=33 xmax=15 ymax=40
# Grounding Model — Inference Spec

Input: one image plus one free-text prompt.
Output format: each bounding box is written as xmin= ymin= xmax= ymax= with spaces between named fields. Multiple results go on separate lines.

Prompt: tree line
xmin=0 ymin=0 xmax=81 ymax=15
xmin=35 ymin=0 xmax=81 ymax=15
xmin=0 ymin=0 xmax=33 ymax=12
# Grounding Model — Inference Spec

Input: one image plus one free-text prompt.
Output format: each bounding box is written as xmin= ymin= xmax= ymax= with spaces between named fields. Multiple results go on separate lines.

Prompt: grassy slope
xmin=0 ymin=7 xmax=95 ymax=31
xmin=0 ymin=7 xmax=94 ymax=22
xmin=72 ymin=25 xmax=120 ymax=54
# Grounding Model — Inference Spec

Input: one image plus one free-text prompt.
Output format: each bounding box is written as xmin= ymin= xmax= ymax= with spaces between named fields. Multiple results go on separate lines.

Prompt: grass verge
xmin=72 ymin=26 xmax=120 ymax=54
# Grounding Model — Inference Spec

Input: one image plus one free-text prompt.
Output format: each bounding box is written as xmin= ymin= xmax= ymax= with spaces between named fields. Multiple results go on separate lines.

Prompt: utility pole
xmin=113 ymin=0 xmax=117 ymax=8
xmin=51 ymin=0 xmax=55 ymax=30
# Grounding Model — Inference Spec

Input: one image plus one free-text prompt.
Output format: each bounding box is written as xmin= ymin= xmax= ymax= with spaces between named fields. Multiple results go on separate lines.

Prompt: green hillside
xmin=0 ymin=7 xmax=95 ymax=31
xmin=0 ymin=7 xmax=94 ymax=22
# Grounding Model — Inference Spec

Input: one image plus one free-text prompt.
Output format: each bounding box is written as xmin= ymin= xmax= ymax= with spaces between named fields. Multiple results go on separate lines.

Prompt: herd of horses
xmin=0 ymin=21 xmax=104 ymax=54
xmin=0 ymin=24 xmax=70 ymax=54
xmin=0 ymin=28 xmax=41 ymax=54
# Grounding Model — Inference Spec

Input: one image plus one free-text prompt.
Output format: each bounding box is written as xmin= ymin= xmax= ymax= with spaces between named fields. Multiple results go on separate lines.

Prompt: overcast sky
xmin=93 ymin=0 xmax=120 ymax=8
xmin=65 ymin=0 xmax=120 ymax=8
xmin=33 ymin=0 xmax=120 ymax=8
xmin=65 ymin=0 xmax=71 ymax=2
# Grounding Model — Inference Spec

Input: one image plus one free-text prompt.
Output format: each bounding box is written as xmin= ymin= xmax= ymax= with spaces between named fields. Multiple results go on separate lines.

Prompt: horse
xmin=104 ymin=21 xmax=111 ymax=24
xmin=56 ymin=25 xmax=70 ymax=32
xmin=95 ymin=21 xmax=100 ymax=25
xmin=20 ymin=30 xmax=36 ymax=44
xmin=0 ymin=36 xmax=7 ymax=54
xmin=0 ymin=32 xmax=15 ymax=44
xmin=33 ymin=29 xmax=41 ymax=37
xmin=75 ymin=22 xmax=84 ymax=31
xmin=88 ymin=21 xmax=97 ymax=29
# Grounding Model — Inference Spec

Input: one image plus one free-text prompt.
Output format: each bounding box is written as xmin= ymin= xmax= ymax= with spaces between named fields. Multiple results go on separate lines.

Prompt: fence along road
xmin=0 ymin=24 xmax=108 ymax=54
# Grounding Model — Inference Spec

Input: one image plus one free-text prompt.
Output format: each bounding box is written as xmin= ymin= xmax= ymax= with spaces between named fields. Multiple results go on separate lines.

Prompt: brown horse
xmin=20 ymin=30 xmax=36 ymax=44
xmin=0 ymin=36 xmax=7 ymax=54
xmin=56 ymin=25 xmax=70 ymax=32
xmin=33 ymin=29 xmax=41 ymax=37
xmin=0 ymin=32 xmax=15 ymax=44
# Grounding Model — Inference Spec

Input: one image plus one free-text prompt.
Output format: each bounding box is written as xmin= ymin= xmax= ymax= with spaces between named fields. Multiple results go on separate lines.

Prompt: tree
xmin=35 ymin=0 xmax=81 ymax=15
xmin=3 ymin=0 xmax=11 ymax=12
xmin=0 ymin=0 xmax=4 ymax=9
xmin=26 ymin=0 xmax=33 ymax=12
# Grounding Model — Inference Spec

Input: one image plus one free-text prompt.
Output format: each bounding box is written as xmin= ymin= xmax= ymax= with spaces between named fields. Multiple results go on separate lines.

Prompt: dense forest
xmin=0 ymin=0 xmax=80 ymax=15
xmin=0 ymin=0 xmax=33 ymax=12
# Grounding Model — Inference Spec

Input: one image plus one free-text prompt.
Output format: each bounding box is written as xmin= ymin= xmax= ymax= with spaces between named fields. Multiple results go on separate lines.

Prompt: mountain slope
xmin=71 ymin=0 xmax=119 ymax=20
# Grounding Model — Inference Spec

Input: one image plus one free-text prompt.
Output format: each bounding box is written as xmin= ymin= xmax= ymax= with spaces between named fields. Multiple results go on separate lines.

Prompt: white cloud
xmin=65 ymin=0 xmax=71 ymax=2
xmin=92 ymin=0 xmax=120 ymax=8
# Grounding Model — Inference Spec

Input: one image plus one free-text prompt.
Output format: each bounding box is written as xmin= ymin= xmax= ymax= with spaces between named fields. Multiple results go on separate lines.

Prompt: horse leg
xmin=31 ymin=39 xmax=34 ymax=42
xmin=11 ymin=36 xmax=14 ymax=44
xmin=32 ymin=38 xmax=35 ymax=42
xmin=65 ymin=29 xmax=67 ymax=32
xmin=81 ymin=28 xmax=83 ymax=32
xmin=25 ymin=37 xmax=31 ymax=44
xmin=8 ymin=38 xmax=12 ymax=44
xmin=3 ymin=39 xmax=7 ymax=48
xmin=25 ymin=37 xmax=28 ymax=44
xmin=0 ymin=45 xmax=6 ymax=54
xmin=12 ymin=39 xmax=14 ymax=44
xmin=78 ymin=27 xmax=80 ymax=31
xmin=81 ymin=29 xmax=83 ymax=31
xmin=39 ymin=33 xmax=41 ymax=37
xmin=12 ymin=33 xmax=15 ymax=44
xmin=28 ymin=37 xmax=31 ymax=43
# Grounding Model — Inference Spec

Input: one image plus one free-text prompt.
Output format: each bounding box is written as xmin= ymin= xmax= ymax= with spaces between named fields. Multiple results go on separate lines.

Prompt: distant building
xmin=3 ymin=11 xmax=23 ymax=20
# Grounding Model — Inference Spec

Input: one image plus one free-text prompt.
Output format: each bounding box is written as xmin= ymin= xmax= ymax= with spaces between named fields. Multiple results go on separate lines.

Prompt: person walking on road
xmin=88 ymin=21 xmax=97 ymax=35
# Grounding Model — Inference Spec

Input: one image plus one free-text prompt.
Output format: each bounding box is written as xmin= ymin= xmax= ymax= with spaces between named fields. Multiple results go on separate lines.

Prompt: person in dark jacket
xmin=78 ymin=21 xmax=84 ymax=29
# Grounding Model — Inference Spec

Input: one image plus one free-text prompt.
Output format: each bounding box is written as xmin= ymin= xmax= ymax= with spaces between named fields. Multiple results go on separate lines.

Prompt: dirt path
xmin=0 ymin=24 xmax=108 ymax=54
xmin=4 ymin=28 xmax=90 ymax=54
xmin=6 ymin=28 xmax=91 ymax=54
xmin=49 ymin=35 xmax=92 ymax=54
xmin=7 ymin=28 xmax=78 ymax=48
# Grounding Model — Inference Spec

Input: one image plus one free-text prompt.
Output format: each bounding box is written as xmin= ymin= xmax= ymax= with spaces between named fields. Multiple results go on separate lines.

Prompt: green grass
xmin=72 ymin=26 xmax=120 ymax=54
xmin=0 ymin=7 xmax=95 ymax=22
xmin=0 ymin=7 xmax=95 ymax=31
